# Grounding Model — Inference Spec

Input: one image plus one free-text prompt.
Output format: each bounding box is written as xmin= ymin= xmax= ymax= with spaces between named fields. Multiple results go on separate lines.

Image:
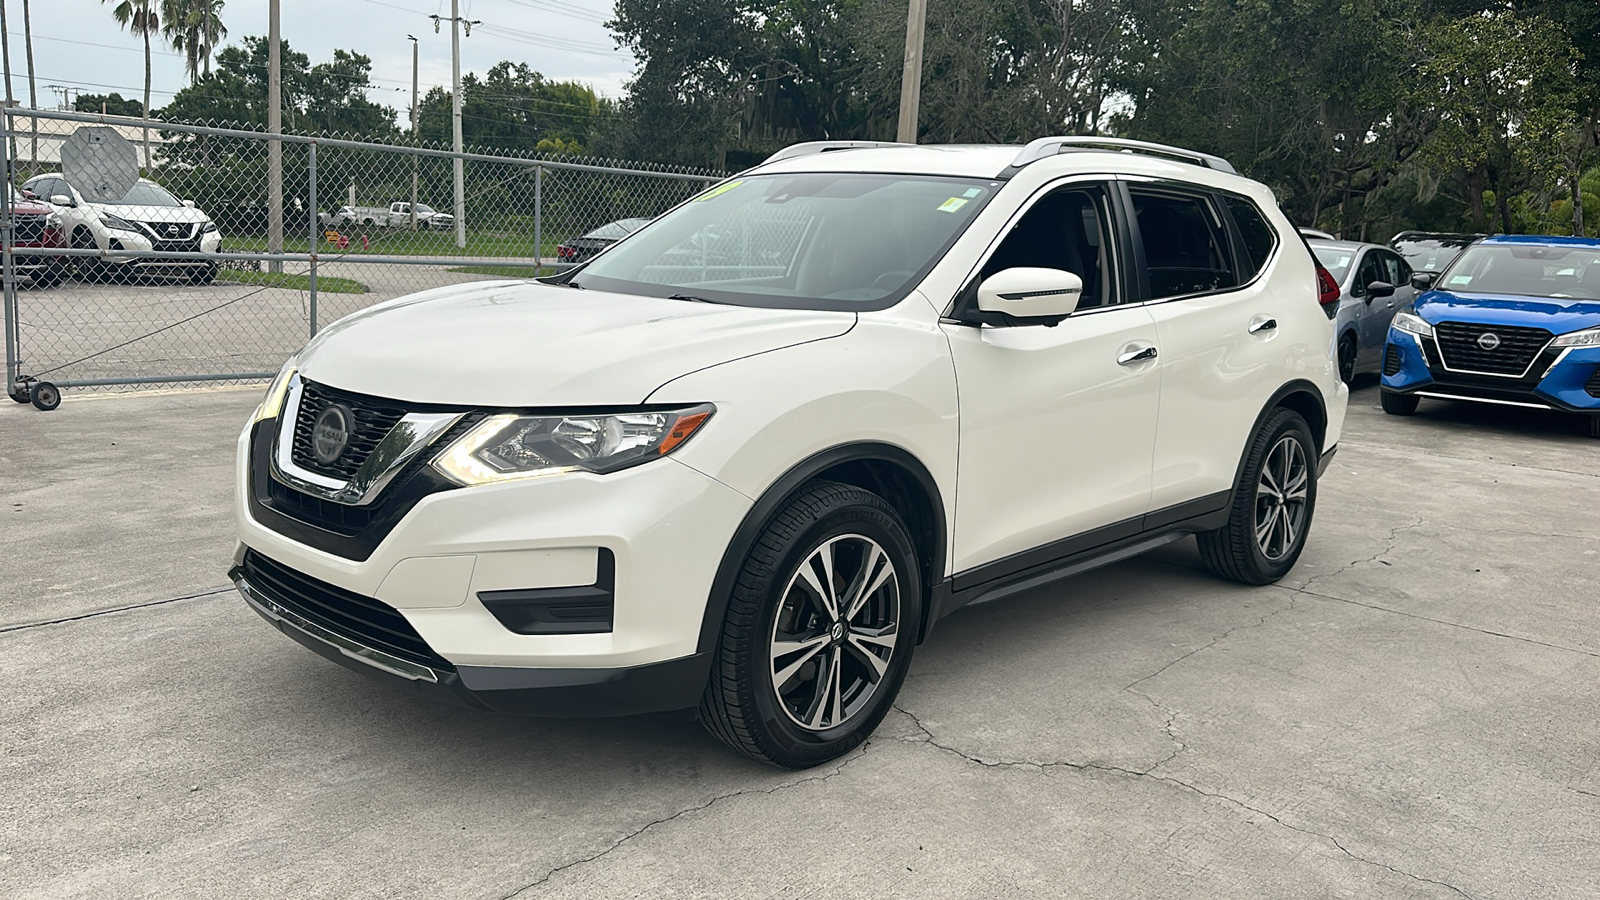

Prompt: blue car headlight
xmin=1391 ymin=311 xmax=1433 ymax=338
xmin=1551 ymin=326 xmax=1600 ymax=348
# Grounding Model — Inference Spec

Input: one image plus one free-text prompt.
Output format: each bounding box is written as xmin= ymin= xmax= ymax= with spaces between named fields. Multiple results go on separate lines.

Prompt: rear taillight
xmin=1316 ymin=265 xmax=1340 ymax=316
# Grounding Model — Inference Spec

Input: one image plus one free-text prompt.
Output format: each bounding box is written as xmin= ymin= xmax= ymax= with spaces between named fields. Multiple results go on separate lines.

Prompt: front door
xmin=942 ymin=181 xmax=1161 ymax=576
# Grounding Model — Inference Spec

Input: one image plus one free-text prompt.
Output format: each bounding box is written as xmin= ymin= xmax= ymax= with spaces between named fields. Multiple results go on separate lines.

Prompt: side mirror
xmin=974 ymin=267 xmax=1083 ymax=325
xmin=50 ymin=194 xmax=75 ymax=208
xmin=1366 ymin=281 xmax=1396 ymax=301
xmin=182 ymin=199 xmax=196 ymax=209
xmin=1410 ymin=272 xmax=1436 ymax=291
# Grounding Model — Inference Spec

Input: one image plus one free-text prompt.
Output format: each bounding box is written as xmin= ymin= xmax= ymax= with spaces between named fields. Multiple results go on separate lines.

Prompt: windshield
xmin=1394 ymin=237 xmax=1476 ymax=273
xmin=112 ymin=181 xmax=183 ymax=207
xmin=1437 ymin=244 xmax=1600 ymax=299
xmin=415 ymin=205 xmax=435 ymax=215
xmin=572 ymin=173 xmax=996 ymax=310
xmin=1312 ymin=246 xmax=1355 ymax=283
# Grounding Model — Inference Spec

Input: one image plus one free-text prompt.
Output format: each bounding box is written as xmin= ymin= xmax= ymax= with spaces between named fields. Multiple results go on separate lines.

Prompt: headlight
xmin=432 ymin=405 xmax=714 ymax=486
xmin=100 ymin=213 xmax=138 ymax=232
xmin=45 ymin=212 xmax=62 ymax=228
xmin=1551 ymin=326 xmax=1600 ymax=348
xmin=252 ymin=362 xmax=298 ymax=423
xmin=201 ymin=221 xmax=219 ymax=234
xmin=1391 ymin=312 xmax=1433 ymax=337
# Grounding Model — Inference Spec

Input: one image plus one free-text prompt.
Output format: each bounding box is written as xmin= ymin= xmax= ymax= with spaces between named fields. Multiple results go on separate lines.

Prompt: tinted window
xmin=1352 ymin=251 xmax=1386 ymax=296
xmin=1380 ymin=251 xmax=1408 ymax=286
xmin=1223 ymin=196 xmax=1277 ymax=278
xmin=980 ymin=185 xmax=1118 ymax=308
xmin=1130 ymin=189 xmax=1236 ymax=299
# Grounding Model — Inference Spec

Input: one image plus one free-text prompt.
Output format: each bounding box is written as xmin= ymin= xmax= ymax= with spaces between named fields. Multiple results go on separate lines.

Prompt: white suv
xmin=23 ymin=173 xmax=222 ymax=283
xmin=233 ymin=138 xmax=1347 ymax=768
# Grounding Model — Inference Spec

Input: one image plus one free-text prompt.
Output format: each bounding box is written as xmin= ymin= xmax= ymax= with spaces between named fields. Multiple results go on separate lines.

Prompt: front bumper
xmin=235 ymin=412 xmax=753 ymax=715
xmin=1380 ymin=328 xmax=1600 ymax=413
xmin=102 ymin=229 xmax=223 ymax=267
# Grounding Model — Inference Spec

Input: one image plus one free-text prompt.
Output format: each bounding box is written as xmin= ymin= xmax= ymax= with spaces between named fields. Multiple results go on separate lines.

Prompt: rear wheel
xmin=1337 ymin=334 xmax=1358 ymax=385
xmin=1198 ymin=408 xmax=1317 ymax=585
xmin=1380 ymin=390 xmax=1420 ymax=416
xmin=699 ymin=481 xmax=920 ymax=768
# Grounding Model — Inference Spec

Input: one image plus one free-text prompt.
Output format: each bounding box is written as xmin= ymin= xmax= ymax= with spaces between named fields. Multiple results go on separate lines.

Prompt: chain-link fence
xmin=2 ymin=108 xmax=721 ymax=404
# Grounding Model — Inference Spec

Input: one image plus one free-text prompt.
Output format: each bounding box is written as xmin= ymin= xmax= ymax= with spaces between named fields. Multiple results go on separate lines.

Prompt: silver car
xmin=1309 ymin=239 xmax=1415 ymax=383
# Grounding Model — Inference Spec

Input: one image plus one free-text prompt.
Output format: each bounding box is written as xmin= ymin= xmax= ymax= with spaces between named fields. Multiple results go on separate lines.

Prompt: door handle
xmin=1248 ymin=317 xmax=1277 ymax=334
xmin=1117 ymin=345 xmax=1158 ymax=365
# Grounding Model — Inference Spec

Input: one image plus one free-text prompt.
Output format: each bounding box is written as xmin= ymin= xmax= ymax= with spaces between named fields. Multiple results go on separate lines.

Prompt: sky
xmin=3 ymin=0 xmax=636 ymax=120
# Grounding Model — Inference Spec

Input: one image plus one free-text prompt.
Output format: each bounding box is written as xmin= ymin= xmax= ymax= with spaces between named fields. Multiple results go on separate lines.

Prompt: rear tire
xmin=1380 ymin=390 xmax=1420 ymax=416
xmin=1198 ymin=408 xmax=1317 ymax=585
xmin=699 ymin=481 xmax=921 ymax=769
xmin=1337 ymin=334 xmax=1358 ymax=385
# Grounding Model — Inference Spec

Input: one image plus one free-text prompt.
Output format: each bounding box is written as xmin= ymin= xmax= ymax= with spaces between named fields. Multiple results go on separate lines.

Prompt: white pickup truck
xmin=328 ymin=201 xmax=455 ymax=230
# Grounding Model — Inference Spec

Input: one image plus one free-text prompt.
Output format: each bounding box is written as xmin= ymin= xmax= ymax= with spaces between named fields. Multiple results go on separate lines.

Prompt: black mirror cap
xmin=1367 ymin=281 xmax=1396 ymax=299
xmin=1410 ymin=272 xmax=1436 ymax=291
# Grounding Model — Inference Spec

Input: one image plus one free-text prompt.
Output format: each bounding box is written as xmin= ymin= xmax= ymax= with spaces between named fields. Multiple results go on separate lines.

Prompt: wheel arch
xmin=694 ymin=442 xmax=948 ymax=659
xmin=1237 ymin=382 xmax=1328 ymax=481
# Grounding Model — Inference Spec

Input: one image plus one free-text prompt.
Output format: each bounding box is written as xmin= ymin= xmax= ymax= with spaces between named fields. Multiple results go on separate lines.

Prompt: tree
xmin=161 ymin=37 xmax=397 ymax=136
xmin=73 ymin=92 xmax=147 ymax=117
xmin=416 ymin=61 xmax=617 ymax=154
xmin=102 ymin=0 xmax=160 ymax=166
xmin=1418 ymin=9 xmax=1579 ymax=233
xmin=161 ymin=0 xmax=227 ymax=83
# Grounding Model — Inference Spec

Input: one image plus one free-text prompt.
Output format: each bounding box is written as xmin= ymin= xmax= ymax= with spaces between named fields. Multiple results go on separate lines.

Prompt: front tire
xmin=699 ymin=481 xmax=921 ymax=768
xmin=1198 ymin=408 xmax=1318 ymax=585
xmin=1380 ymin=390 xmax=1420 ymax=416
xmin=1587 ymin=416 xmax=1600 ymax=439
xmin=1337 ymin=334 xmax=1358 ymax=385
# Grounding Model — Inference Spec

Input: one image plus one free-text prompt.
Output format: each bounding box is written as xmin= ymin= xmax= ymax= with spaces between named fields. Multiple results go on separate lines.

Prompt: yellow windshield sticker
xmin=695 ymin=180 xmax=743 ymax=202
xmin=937 ymin=197 xmax=969 ymax=213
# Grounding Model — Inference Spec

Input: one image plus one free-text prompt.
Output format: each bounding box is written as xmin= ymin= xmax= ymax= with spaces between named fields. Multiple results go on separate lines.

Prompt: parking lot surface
xmin=2 ymin=382 xmax=1598 ymax=899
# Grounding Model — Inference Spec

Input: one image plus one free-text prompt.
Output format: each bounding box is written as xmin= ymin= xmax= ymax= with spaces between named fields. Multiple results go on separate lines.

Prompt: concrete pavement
xmin=2 ymin=381 xmax=1597 ymax=899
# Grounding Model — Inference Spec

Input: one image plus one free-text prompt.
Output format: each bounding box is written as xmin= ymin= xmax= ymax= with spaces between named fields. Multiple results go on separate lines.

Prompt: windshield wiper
xmin=667 ymin=293 xmax=720 ymax=304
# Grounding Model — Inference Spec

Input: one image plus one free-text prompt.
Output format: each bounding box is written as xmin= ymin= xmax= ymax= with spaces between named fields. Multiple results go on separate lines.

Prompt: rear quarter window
xmin=1222 ymin=196 xmax=1278 ymax=280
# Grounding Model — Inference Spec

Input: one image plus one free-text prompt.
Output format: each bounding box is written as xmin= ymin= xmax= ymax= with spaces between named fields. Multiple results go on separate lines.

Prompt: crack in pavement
xmin=0 ymin=586 xmax=233 ymax=635
xmin=1296 ymin=517 xmax=1424 ymax=596
xmin=892 ymin=705 xmax=1478 ymax=900
xmin=498 ymin=748 xmax=870 ymax=899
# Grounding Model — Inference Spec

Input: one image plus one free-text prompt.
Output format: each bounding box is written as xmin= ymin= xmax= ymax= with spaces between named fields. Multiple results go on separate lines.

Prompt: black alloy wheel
xmin=1338 ymin=335 xmax=1358 ymax=385
xmin=1198 ymin=408 xmax=1318 ymax=585
xmin=700 ymin=481 xmax=920 ymax=768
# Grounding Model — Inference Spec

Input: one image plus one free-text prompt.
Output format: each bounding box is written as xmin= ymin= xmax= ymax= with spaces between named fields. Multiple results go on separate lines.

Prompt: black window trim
xmin=942 ymin=174 xmax=1131 ymax=325
xmin=1115 ymin=177 xmax=1281 ymax=306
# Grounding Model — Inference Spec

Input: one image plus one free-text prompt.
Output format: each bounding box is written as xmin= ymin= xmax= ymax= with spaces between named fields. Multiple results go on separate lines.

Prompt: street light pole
xmin=449 ymin=0 xmax=465 ymax=249
xmin=267 ymin=0 xmax=283 ymax=273
xmin=408 ymin=34 xmax=419 ymax=232
xmin=896 ymin=0 xmax=927 ymax=144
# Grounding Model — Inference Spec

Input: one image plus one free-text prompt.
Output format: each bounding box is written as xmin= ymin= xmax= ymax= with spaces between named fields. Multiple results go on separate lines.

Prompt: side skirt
xmin=927 ymin=492 xmax=1231 ymax=627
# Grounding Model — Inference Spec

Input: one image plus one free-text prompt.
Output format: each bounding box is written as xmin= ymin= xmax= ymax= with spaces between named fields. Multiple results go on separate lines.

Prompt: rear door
xmin=1131 ymin=182 xmax=1285 ymax=515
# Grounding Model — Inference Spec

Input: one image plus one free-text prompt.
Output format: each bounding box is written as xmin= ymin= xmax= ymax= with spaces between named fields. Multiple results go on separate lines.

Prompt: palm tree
xmin=103 ymin=0 xmax=160 ymax=168
xmin=162 ymin=0 xmax=227 ymax=84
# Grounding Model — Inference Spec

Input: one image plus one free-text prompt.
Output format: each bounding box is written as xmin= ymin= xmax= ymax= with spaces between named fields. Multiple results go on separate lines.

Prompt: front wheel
xmin=699 ymin=482 xmax=921 ymax=768
xmin=1587 ymin=416 xmax=1600 ymax=439
xmin=1380 ymin=390 xmax=1420 ymax=416
xmin=1198 ymin=408 xmax=1317 ymax=585
xmin=1337 ymin=334 xmax=1357 ymax=385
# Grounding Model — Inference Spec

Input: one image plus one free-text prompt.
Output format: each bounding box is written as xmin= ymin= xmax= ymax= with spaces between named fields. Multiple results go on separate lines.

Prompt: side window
xmin=1129 ymin=189 xmax=1236 ymax=299
xmin=980 ymin=184 xmax=1118 ymax=309
xmin=1222 ymin=195 xmax=1277 ymax=279
xmin=1381 ymin=251 xmax=1408 ymax=286
xmin=1352 ymin=251 xmax=1386 ymax=296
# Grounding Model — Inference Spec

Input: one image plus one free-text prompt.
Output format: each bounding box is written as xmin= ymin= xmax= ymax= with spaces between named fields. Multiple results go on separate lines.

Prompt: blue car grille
xmin=1433 ymin=322 xmax=1552 ymax=376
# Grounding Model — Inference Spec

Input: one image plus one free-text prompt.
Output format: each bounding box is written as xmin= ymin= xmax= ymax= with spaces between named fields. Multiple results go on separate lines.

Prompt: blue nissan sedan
xmin=1380 ymin=235 xmax=1600 ymax=437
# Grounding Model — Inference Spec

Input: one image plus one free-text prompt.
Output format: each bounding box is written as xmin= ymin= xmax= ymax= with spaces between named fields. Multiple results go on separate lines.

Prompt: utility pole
xmin=23 ymin=0 xmax=36 ymax=171
xmin=432 ymin=6 xmax=477 ymax=250
xmin=267 ymin=0 xmax=284 ymax=273
xmin=1 ymin=0 xmax=15 ymax=166
xmin=896 ymin=0 xmax=927 ymax=144
xmin=408 ymin=34 xmax=419 ymax=232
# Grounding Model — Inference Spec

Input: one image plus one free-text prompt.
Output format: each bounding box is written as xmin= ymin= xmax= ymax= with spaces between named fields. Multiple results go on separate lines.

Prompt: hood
xmin=1415 ymin=290 xmax=1600 ymax=335
xmin=89 ymin=202 xmax=211 ymax=224
xmin=13 ymin=199 xmax=54 ymax=215
xmin=297 ymin=280 xmax=856 ymax=406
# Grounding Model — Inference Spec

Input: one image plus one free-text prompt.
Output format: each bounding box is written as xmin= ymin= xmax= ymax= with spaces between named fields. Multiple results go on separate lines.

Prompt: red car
xmin=10 ymin=188 xmax=67 ymax=287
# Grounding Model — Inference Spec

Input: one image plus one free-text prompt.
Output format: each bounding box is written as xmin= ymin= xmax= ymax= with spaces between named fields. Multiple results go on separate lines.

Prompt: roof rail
xmin=1009 ymin=137 xmax=1237 ymax=175
xmin=763 ymin=141 xmax=914 ymax=164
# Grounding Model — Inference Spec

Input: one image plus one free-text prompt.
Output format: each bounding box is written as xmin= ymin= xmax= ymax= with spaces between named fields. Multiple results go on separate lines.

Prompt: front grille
xmin=13 ymin=215 xmax=47 ymax=243
xmin=242 ymin=549 xmax=454 ymax=672
xmin=291 ymin=380 xmax=408 ymax=480
xmin=1587 ymin=366 xmax=1600 ymax=399
xmin=1434 ymin=321 xmax=1552 ymax=375
xmin=1383 ymin=344 xmax=1403 ymax=376
xmin=267 ymin=479 xmax=371 ymax=535
xmin=150 ymin=237 xmax=202 ymax=253
xmin=141 ymin=221 xmax=197 ymax=240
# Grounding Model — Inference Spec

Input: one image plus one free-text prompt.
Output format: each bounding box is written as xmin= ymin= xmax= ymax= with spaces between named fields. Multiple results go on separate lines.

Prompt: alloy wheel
xmin=1254 ymin=435 xmax=1309 ymax=561
xmin=768 ymin=534 xmax=900 ymax=732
